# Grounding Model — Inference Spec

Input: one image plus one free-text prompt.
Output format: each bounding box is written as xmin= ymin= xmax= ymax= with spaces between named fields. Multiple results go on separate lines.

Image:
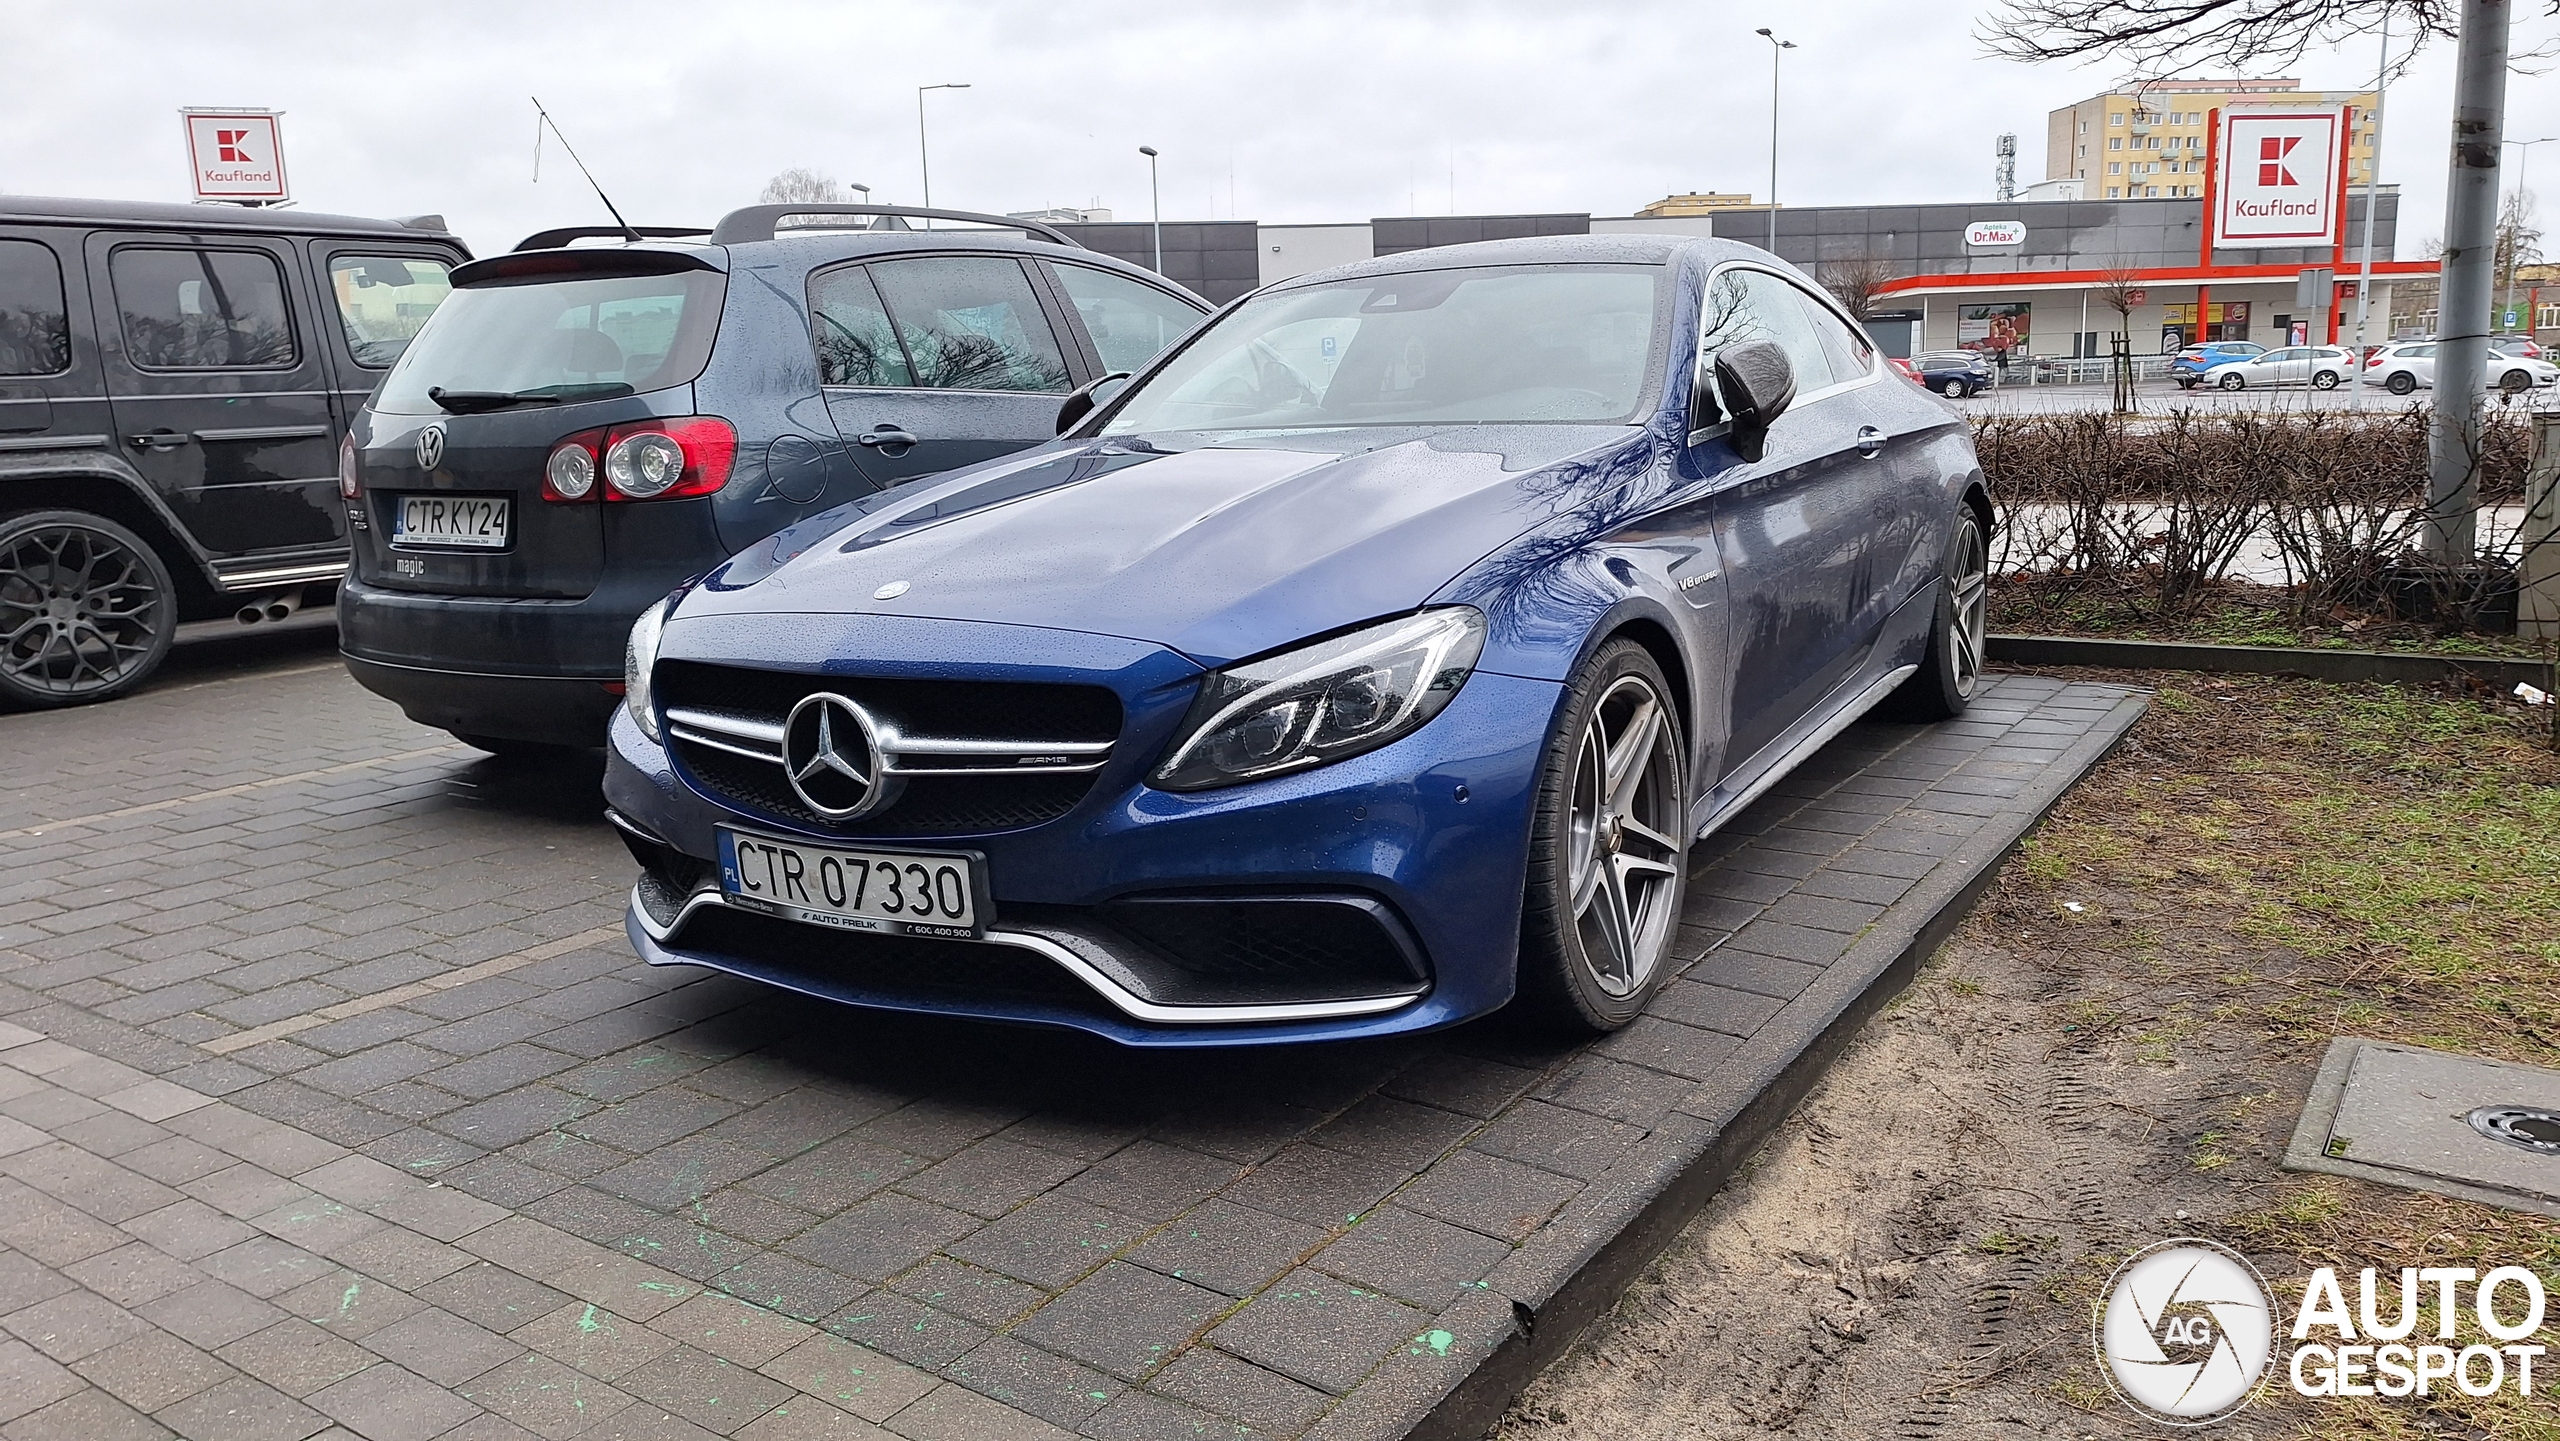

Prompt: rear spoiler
xmin=452 ymin=246 xmax=721 ymax=287
xmin=514 ymin=225 xmax=713 ymax=252
xmin=709 ymin=204 xmax=1081 ymax=248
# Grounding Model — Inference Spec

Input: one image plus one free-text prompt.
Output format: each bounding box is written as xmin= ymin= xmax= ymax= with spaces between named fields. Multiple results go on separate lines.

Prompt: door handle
xmin=1854 ymin=426 xmax=1886 ymax=459
xmin=857 ymin=426 xmax=920 ymax=453
xmin=127 ymin=430 xmax=196 ymax=452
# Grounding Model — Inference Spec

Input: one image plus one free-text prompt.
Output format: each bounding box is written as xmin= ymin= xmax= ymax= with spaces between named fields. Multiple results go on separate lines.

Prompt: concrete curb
xmin=1988 ymin=633 xmax=2553 ymax=691
xmin=1360 ymin=690 xmax=2151 ymax=1441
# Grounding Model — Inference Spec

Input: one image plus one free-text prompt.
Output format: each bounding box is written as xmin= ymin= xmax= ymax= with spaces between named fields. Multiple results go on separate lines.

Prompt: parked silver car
xmin=2360 ymin=341 xmax=2558 ymax=396
xmin=2206 ymin=345 xmax=2355 ymax=391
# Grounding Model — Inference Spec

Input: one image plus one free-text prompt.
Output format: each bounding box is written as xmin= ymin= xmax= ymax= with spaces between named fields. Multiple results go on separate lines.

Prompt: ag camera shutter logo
xmin=2095 ymin=1238 xmax=2277 ymax=1425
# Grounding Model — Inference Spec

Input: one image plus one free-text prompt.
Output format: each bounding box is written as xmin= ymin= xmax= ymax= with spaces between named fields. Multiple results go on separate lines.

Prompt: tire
xmin=1516 ymin=639 xmax=1689 ymax=1035
xmin=1886 ymin=505 xmax=1989 ymax=722
xmin=2218 ymin=371 xmax=2246 ymax=391
xmin=2500 ymin=369 xmax=2532 ymax=395
xmin=450 ymin=732 xmax=588 ymax=760
xmin=1950 ymin=380 xmax=1974 ymax=399
xmin=0 ymin=509 xmax=178 ymax=709
xmin=2312 ymin=370 xmax=2340 ymax=390
xmin=2387 ymin=371 xmax=2417 ymax=395
xmin=2176 ymin=379 xmax=2196 ymax=391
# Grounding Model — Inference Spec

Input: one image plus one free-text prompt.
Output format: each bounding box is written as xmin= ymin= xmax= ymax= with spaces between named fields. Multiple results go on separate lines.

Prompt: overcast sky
xmin=10 ymin=0 xmax=2559 ymax=261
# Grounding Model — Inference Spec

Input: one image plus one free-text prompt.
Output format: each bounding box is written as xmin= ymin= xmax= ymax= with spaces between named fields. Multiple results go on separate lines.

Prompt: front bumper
xmin=602 ymin=624 xmax=1560 ymax=1047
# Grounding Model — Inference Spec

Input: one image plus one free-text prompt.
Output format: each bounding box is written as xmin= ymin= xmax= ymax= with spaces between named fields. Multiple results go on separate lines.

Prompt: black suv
xmin=0 ymin=196 xmax=466 ymax=706
xmin=339 ymin=205 xmax=1212 ymax=753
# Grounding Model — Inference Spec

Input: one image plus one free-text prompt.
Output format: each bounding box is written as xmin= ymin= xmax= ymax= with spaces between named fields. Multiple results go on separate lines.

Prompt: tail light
xmin=338 ymin=435 xmax=362 ymax=499
xmin=542 ymin=417 xmax=736 ymax=503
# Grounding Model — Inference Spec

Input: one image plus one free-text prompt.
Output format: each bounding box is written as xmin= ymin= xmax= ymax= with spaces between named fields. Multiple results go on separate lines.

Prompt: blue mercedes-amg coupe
xmin=603 ymin=235 xmax=1990 ymax=1046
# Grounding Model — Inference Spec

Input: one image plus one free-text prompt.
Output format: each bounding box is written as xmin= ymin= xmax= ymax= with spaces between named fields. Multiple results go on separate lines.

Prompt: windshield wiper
xmin=428 ymin=382 xmax=635 ymax=414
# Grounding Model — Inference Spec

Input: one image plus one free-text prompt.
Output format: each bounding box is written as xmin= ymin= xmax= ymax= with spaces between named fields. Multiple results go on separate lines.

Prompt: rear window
xmin=373 ymin=268 xmax=725 ymax=415
xmin=0 ymin=239 xmax=69 ymax=376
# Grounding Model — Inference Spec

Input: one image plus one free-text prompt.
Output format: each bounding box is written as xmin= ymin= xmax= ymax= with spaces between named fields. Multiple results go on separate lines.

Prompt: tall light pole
xmin=1139 ymin=145 xmax=1163 ymax=274
xmin=2348 ymin=10 xmax=2391 ymax=412
xmin=2499 ymin=135 xmax=2556 ymax=325
xmin=917 ymin=83 xmax=969 ymax=225
xmin=1755 ymin=29 xmax=1796 ymax=258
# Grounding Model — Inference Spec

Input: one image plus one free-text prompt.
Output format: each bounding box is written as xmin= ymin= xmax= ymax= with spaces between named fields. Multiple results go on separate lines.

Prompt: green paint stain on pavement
xmin=1422 ymin=1330 xmax=1455 ymax=1356
xmin=577 ymin=1305 xmax=601 ymax=1333
xmin=338 ymin=1282 xmax=360 ymax=1314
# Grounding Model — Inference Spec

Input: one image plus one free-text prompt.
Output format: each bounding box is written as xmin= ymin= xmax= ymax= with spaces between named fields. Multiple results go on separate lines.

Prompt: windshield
xmin=1103 ymin=265 xmax=1662 ymax=433
xmin=373 ymin=268 xmax=726 ymax=415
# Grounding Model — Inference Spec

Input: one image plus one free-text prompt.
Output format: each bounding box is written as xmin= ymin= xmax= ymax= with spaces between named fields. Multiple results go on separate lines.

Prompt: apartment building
xmin=2045 ymin=78 xmax=2380 ymax=200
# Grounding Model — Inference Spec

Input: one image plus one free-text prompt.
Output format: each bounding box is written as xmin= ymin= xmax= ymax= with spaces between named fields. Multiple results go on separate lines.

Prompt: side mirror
xmin=1698 ymin=339 xmax=1796 ymax=462
xmin=1055 ymin=371 xmax=1132 ymax=434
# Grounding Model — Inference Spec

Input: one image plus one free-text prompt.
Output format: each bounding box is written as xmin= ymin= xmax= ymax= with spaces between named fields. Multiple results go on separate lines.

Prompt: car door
xmin=1703 ymin=265 xmax=1895 ymax=777
xmin=815 ymin=254 xmax=1079 ymax=488
xmin=0 ymin=230 xmax=109 ymax=461
xmin=85 ymin=231 xmax=342 ymax=562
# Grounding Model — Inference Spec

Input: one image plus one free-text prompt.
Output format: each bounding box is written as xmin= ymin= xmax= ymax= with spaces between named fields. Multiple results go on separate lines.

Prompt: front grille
xmin=656 ymin=661 xmax=1123 ymax=837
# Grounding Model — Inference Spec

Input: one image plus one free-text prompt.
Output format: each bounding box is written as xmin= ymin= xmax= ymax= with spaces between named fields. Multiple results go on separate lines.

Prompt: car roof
xmin=500 ymin=227 xmax=1187 ymax=292
xmin=1269 ymin=232 xmax=1767 ymax=289
xmin=0 ymin=194 xmax=462 ymax=242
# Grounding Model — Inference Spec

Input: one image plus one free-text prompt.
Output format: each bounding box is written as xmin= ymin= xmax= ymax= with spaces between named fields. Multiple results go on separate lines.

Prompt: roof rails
xmin=514 ymin=225 xmax=713 ymax=253
xmin=708 ymin=204 xmax=1082 ymax=248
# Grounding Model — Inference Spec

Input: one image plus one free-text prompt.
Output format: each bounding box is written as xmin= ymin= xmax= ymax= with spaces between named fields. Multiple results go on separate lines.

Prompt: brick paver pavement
xmin=0 ymin=637 xmax=2142 ymax=1439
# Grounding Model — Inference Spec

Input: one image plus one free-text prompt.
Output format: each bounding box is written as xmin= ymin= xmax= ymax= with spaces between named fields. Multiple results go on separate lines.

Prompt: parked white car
xmin=2205 ymin=345 xmax=2357 ymax=390
xmin=2360 ymin=341 xmax=2560 ymax=395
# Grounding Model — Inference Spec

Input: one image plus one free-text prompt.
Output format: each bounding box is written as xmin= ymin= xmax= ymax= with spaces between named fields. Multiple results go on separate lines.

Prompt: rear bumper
xmin=343 ymin=654 xmax=621 ymax=746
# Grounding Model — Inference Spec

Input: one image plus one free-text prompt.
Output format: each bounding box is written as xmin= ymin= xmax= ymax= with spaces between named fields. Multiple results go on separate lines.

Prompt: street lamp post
xmin=2500 ymin=135 xmax=2556 ymax=328
xmin=916 ymin=83 xmax=970 ymax=225
xmin=1139 ymin=146 xmax=1163 ymax=275
xmin=1755 ymin=28 xmax=1796 ymax=257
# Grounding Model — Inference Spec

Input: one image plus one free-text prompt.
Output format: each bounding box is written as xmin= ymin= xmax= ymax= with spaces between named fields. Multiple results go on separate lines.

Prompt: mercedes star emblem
xmin=415 ymin=423 xmax=446 ymax=472
xmin=782 ymin=693 xmax=888 ymax=819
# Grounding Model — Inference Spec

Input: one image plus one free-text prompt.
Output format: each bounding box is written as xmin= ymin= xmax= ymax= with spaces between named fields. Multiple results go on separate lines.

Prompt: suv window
xmin=0 ymin=239 xmax=69 ymax=376
xmin=1049 ymin=264 xmax=1201 ymax=373
xmin=326 ymin=255 xmax=454 ymax=368
xmin=868 ymin=257 xmax=1070 ymax=394
xmin=809 ymin=265 xmax=915 ymax=388
xmin=110 ymin=246 xmax=296 ymax=369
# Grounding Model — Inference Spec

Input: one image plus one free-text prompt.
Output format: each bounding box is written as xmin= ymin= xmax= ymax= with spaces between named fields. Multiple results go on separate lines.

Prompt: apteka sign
xmin=182 ymin=110 xmax=288 ymax=203
xmin=2215 ymin=105 xmax=2345 ymax=249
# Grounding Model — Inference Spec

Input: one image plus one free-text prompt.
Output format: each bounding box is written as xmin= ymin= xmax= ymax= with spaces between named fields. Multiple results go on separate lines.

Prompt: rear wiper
xmin=427 ymin=382 xmax=636 ymax=414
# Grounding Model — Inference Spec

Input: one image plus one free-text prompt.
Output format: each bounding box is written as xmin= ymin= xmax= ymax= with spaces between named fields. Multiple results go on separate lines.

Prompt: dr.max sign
xmin=2215 ymin=106 xmax=2346 ymax=249
xmin=1965 ymin=220 xmax=2026 ymax=247
xmin=182 ymin=109 xmax=289 ymax=203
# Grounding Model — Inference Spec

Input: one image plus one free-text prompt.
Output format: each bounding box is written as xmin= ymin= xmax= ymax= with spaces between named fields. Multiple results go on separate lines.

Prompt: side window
xmin=325 ymin=255 xmax=453 ymax=368
xmin=1725 ymin=269 xmax=1841 ymax=392
xmin=1049 ymin=264 xmax=1203 ymax=373
xmin=0 ymin=239 xmax=70 ymax=376
xmin=1792 ymin=288 xmax=1875 ymax=384
xmin=110 ymin=247 xmax=296 ymax=369
xmin=809 ymin=265 xmax=913 ymax=388
xmin=868 ymin=257 xmax=1071 ymax=394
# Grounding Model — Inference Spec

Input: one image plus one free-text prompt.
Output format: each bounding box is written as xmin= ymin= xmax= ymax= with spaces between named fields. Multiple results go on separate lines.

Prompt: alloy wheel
xmin=1950 ymin=513 xmax=1988 ymax=697
xmin=1565 ymin=674 xmax=1683 ymax=998
xmin=0 ymin=522 xmax=166 ymax=698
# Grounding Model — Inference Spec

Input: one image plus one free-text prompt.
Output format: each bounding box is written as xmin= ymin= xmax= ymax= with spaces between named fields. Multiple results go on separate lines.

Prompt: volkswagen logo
xmin=415 ymin=423 xmax=446 ymax=472
xmin=782 ymin=693 xmax=893 ymax=820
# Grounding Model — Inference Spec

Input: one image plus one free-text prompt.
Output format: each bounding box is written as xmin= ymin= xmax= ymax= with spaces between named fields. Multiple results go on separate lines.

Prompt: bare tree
xmin=757 ymin=168 xmax=849 ymax=206
xmin=1817 ymin=259 xmax=1900 ymax=322
xmin=2096 ymin=266 xmax=2146 ymax=414
xmin=2497 ymin=185 xmax=2544 ymax=310
xmin=1979 ymin=0 xmax=2459 ymax=74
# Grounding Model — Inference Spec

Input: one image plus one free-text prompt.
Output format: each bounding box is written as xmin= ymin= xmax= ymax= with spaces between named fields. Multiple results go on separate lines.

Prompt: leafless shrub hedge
xmin=1971 ymin=408 xmax=2534 ymax=623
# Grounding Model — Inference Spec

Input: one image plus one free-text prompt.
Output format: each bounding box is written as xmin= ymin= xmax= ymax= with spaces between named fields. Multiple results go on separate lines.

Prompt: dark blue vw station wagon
xmin=337 ymin=206 xmax=1211 ymax=754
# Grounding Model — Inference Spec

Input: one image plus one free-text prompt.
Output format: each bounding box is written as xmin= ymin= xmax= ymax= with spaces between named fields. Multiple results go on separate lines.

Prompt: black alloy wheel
xmin=1888 ymin=505 xmax=1988 ymax=721
xmin=1518 ymin=640 xmax=1688 ymax=1033
xmin=2387 ymin=371 xmax=2418 ymax=395
xmin=0 ymin=510 xmax=177 ymax=709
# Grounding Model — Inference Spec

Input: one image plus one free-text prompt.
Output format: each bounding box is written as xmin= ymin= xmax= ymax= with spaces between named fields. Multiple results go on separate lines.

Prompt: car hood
xmin=683 ymin=426 xmax=1644 ymax=666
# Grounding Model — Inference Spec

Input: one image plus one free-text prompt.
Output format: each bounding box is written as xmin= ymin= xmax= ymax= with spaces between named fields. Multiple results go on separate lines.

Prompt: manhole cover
xmin=2468 ymin=1106 xmax=2560 ymax=1156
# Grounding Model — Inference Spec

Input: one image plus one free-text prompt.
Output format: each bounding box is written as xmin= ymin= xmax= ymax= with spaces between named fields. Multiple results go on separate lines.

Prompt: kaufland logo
xmin=216 ymin=130 xmax=256 ymax=162
xmin=2258 ymin=135 xmax=2302 ymax=187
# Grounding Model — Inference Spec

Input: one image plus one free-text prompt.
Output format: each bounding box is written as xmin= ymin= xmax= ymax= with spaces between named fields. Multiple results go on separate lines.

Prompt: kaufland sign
xmin=182 ymin=110 xmax=288 ymax=202
xmin=2215 ymin=106 xmax=2346 ymax=249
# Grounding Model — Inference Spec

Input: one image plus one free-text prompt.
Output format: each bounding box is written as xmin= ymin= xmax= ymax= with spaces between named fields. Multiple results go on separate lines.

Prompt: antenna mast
xmin=1995 ymin=133 xmax=2017 ymax=202
xmin=529 ymin=97 xmax=642 ymax=243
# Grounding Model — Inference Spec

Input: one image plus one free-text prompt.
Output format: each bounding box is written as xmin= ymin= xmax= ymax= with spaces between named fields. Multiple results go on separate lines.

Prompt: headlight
xmin=1152 ymin=608 xmax=1486 ymax=791
xmin=624 ymin=599 xmax=667 ymax=742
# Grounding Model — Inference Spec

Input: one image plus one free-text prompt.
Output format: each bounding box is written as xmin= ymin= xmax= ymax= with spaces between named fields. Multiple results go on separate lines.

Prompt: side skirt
xmin=1693 ymin=662 xmax=1918 ymax=842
